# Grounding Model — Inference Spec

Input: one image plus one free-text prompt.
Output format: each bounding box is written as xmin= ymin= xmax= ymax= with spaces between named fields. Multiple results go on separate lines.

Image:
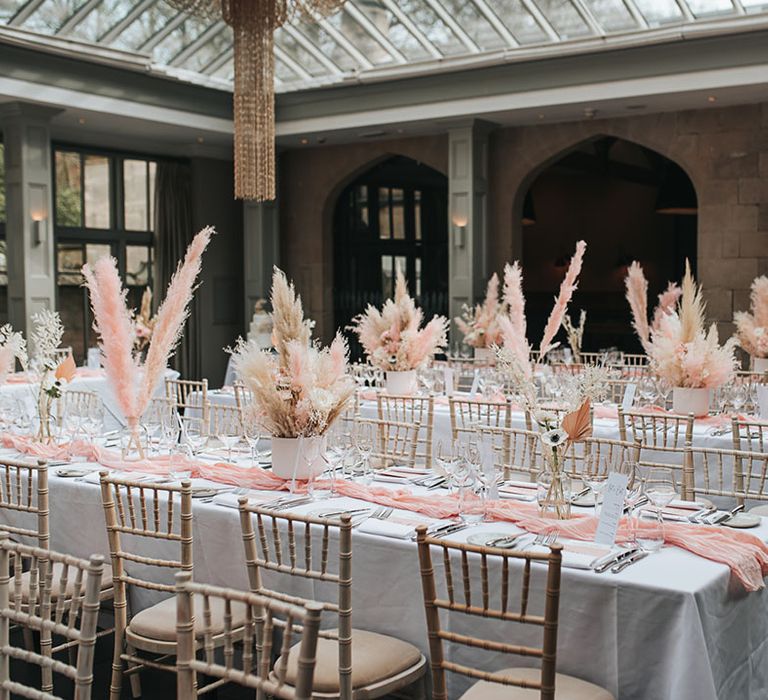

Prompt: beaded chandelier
xmin=165 ymin=0 xmax=345 ymax=201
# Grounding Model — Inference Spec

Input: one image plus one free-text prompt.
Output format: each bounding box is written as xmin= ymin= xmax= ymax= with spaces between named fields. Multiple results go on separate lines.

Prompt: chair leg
xmin=109 ymin=627 xmax=124 ymax=700
xmin=126 ymin=643 xmax=142 ymax=698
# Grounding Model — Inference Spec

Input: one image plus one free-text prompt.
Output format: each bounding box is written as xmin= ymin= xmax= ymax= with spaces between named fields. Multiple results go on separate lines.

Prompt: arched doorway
xmin=333 ymin=155 xmax=448 ymax=358
xmin=520 ymin=136 xmax=697 ymax=352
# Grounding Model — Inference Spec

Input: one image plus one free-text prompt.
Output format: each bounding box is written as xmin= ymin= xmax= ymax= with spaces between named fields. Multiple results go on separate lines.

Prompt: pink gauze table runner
xmin=4 ymin=368 xmax=105 ymax=384
xmin=3 ymin=431 xmax=767 ymax=592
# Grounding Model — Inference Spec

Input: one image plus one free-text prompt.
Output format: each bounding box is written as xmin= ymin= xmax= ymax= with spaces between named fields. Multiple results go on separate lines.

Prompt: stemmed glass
xmin=218 ymin=419 xmax=242 ymax=463
xmin=636 ymin=467 xmax=677 ymax=553
xmin=301 ymin=436 xmax=329 ymax=500
xmin=142 ymin=408 xmax=163 ymax=456
xmin=160 ymin=406 xmax=181 ymax=455
xmin=354 ymin=422 xmax=374 ymax=484
xmin=82 ymin=402 xmax=105 ymax=444
xmin=582 ymin=454 xmax=609 ymax=516
xmin=655 ymin=377 xmax=672 ymax=410
xmin=637 ymin=376 xmax=657 ymax=407
xmin=242 ymin=413 xmax=263 ymax=467
xmin=435 ymin=439 xmax=461 ymax=488
xmin=731 ymin=384 xmax=749 ymax=415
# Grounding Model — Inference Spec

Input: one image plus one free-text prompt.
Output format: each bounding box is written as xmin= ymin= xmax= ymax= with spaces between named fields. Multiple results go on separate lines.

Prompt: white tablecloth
xmin=0 ymin=446 xmax=765 ymax=700
xmin=0 ymin=369 xmax=180 ymax=430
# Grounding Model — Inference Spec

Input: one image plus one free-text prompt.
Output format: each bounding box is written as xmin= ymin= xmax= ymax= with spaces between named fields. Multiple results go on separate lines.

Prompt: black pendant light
xmin=522 ymin=191 xmax=536 ymax=225
xmin=656 ymin=163 xmax=697 ymax=215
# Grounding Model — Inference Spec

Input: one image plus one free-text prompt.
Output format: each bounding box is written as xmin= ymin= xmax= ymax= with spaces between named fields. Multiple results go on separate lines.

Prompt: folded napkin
xmin=528 ymin=540 xmax=612 ymax=569
xmin=499 ymin=480 xmax=537 ymax=502
xmin=357 ymin=519 xmax=416 ymax=539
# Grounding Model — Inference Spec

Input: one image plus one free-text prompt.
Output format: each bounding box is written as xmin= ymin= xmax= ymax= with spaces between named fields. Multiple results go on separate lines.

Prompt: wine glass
xmin=82 ymin=402 xmax=105 ymax=444
xmin=655 ymin=377 xmax=672 ymax=410
xmin=160 ymin=405 xmax=180 ymax=455
xmin=354 ymin=422 xmax=374 ymax=484
xmin=301 ymin=436 xmax=328 ymax=500
xmin=435 ymin=439 xmax=461 ymax=488
xmin=636 ymin=467 xmax=677 ymax=553
xmin=142 ymin=407 xmax=163 ymax=456
xmin=731 ymin=384 xmax=749 ymax=415
xmin=582 ymin=454 xmax=609 ymax=516
xmin=242 ymin=413 xmax=262 ymax=467
xmin=181 ymin=417 xmax=207 ymax=457
xmin=218 ymin=419 xmax=242 ymax=463
xmin=637 ymin=376 xmax=657 ymax=407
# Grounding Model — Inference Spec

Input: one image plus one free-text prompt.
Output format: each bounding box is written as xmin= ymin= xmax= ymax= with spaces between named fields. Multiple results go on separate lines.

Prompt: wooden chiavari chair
xmin=622 ymin=353 xmax=648 ymax=367
xmin=450 ymin=397 xmax=512 ymax=444
xmin=476 ymin=425 xmax=538 ymax=481
xmin=54 ymin=390 xmax=100 ymax=430
xmin=732 ymin=416 xmax=768 ymax=453
xmin=238 ymin=503 xmax=427 ymax=700
xmin=680 ymin=443 xmax=768 ymax=506
xmin=549 ymin=362 xmax=585 ymax=376
xmin=376 ymin=393 xmax=434 ymax=468
xmin=0 ymin=535 xmax=104 ymax=700
xmin=561 ymin=437 xmax=641 ymax=483
xmin=618 ymin=408 xmax=693 ymax=478
xmin=577 ymin=351 xmax=606 ymax=365
xmin=355 ymin=417 xmax=421 ymax=469
xmin=415 ymin=527 xmax=614 ymax=700
xmin=166 ymin=377 xmax=209 ymax=425
xmin=175 ymin=572 xmax=323 ymax=700
xmin=606 ymin=378 xmax=635 ymax=406
xmin=51 ymin=347 xmax=74 ymax=364
xmin=99 ymin=473 xmax=246 ymax=699
xmin=233 ymin=380 xmax=253 ymax=414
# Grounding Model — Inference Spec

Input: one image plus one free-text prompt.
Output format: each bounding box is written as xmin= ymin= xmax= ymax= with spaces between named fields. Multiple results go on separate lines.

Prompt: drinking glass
xmin=242 ymin=414 xmax=262 ymax=467
xmin=302 ymin=437 xmax=329 ymax=499
xmin=354 ymin=422 xmax=374 ymax=484
xmin=636 ymin=467 xmax=677 ymax=553
xmin=655 ymin=377 xmax=672 ymax=410
xmin=82 ymin=402 xmax=105 ymax=444
xmin=582 ymin=455 xmax=609 ymax=516
xmin=142 ymin=409 xmax=163 ymax=456
xmin=435 ymin=439 xmax=461 ymax=488
xmin=218 ymin=421 xmax=242 ymax=463
xmin=637 ymin=376 xmax=657 ymax=407
xmin=731 ymin=384 xmax=749 ymax=414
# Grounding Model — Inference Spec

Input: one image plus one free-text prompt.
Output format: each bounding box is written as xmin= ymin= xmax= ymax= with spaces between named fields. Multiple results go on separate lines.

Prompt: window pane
xmin=148 ymin=161 xmax=157 ymax=230
xmin=392 ymin=188 xmax=405 ymax=240
xmin=381 ymin=255 xmax=393 ymax=298
xmin=55 ymin=151 xmax=82 ymax=227
xmin=124 ymin=159 xmax=148 ymax=231
xmin=126 ymin=245 xmax=152 ymax=288
xmin=0 ymin=143 xmax=4 ymax=223
xmin=23 ymin=0 xmax=89 ymax=33
xmin=378 ymin=188 xmax=391 ymax=239
xmin=414 ymin=190 xmax=422 ymax=241
xmin=84 ymin=155 xmax=110 ymax=229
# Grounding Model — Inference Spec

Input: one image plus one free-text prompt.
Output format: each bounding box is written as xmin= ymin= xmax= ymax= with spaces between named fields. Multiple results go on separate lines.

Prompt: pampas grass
xmin=84 ymin=227 xmax=212 ymax=424
xmin=648 ymin=261 xmax=736 ymax=389
xmin=230 ymin=267 xmax=354 ymax=438
xmin=625 ymin=262 xmax=683 ymax=351
xmin=0 ymin=324 xmax=27 ymax=384
xmin=734 ymin=275 xmax=768 ymax=358
xmin=349 ymin=269 xmax=448 ymax=371
xmin=455 ymin=273 xmax=505 ymax=348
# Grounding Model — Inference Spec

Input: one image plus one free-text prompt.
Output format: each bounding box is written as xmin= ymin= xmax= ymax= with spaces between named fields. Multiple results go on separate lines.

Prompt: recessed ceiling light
xmin=300 ymin=138 xmax=309 ymax=145
xmin=78 ymin=117 xmax=86 ymax=125
xmin=537 ymin=113 xmax=545 ymax=120
xmin=196 ymin=136 xmax=205 ymax=144
xmin=583 ymin=108 xmax=597 ymax=119
xmin=707 ymin=96 xmax=717 ymax=103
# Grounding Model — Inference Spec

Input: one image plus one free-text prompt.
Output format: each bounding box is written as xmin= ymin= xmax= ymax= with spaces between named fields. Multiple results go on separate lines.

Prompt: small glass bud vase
xmin=536 ymin=468 xmax=572 ymax=520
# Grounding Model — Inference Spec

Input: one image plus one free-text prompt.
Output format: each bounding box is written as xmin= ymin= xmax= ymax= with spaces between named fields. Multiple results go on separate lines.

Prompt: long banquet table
xmin=0 ymin=440 xmax=765 ymax=700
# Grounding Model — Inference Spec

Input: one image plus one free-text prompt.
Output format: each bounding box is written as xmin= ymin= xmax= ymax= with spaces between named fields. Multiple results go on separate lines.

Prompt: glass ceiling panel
xmin=583 ymin=0 xmax=638 ymax=31
xmin=491 ymin=0 xmax=550 ymax=44
xmin=2 ymin=0 xmax=768 ymax=93
xmin=439 ymin=0 xmax=508 ymax=50
xmin=630 ymin=0 xmax=683 ymax=25
xmin=67 ymin=0 xmax=134 ymax=42
xmin=397 ymin=0 xmax=466 ymax=55
xmin=109 ymin=1 xmax=178 ymax=51
xmin=537 ymin=0 xmax=592 ymax=39
xmin=24 ymin=0 xmax=89 ymax=33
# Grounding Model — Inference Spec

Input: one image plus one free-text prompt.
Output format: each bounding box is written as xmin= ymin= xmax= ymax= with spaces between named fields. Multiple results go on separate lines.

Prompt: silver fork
xmin=371 ymin=507 xmax=393 ymax=520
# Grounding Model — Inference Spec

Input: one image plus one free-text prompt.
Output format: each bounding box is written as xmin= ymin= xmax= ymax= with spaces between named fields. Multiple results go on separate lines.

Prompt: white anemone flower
xmin=541 ymin=428 xmax=568 ymax=448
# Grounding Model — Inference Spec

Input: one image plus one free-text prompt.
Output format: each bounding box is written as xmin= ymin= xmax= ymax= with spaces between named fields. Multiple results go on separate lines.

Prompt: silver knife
xmin=593 ymin=547 xmax=638 ymax=574
xmin=611 ymin=549 xmax=649 ymax=573
xmin=710 ymin=504 xmax=745 ymax=525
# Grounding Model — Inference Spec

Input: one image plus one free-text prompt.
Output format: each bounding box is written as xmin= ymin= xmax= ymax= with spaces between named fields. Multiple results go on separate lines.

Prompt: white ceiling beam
xmin=316 ymin=17 xmax=374 ymax=70
xmin=169 ymin=20 xmax=227 ymax=67
xmin=469 ymin=0 xmax=519 ymax=47
xmin=379 ymin=0 xmax=442 ymax=58
xmin=8 ymin=0 xmax=46 ymax=26
xmin=344 ymin=2 xmax=407 ymax=63
xmin=422 ymin=0 xmax=481 ymax=53
xmin=621 ymin=0 xmax=650 ymax=29
xmin=520 ymin=0 xmax=561 ymax=42
xmin=274 ymin=44 xmax=314 ymax=81
xmin=138 ymin=11 xmax=186 ymax=53
xmin=99 ymin=0 xmax=157 ymax=44
xmin=569 ymin=0 xmax=605 ymax=35
xmin=57 ymin=0 xmax=102 ymax=35
xmin=282 ymin=24 xmax=344 ymax=74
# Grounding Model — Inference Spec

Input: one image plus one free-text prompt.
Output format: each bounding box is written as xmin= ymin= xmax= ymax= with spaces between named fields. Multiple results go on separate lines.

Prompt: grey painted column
xmin=243 ymin=198 xmax=279 ymax=326
xmin=0 ymin=103 xmax=60 ymax=339
xmin=448 ymin=120 xmax=492 ymax=338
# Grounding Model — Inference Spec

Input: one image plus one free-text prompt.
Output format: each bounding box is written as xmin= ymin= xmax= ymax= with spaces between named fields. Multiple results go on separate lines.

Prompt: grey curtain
xmin=154 ymin=162 xmax=200 ymax=379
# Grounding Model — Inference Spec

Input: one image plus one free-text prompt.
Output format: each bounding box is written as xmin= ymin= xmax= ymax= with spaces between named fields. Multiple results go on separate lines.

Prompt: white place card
xmin=594 ymin=471 xmax=629 ymax=545
xmin=469 ymin=370 xmax=481 ymax=397
xmin=443 ymin=368 xmax=455 ymax=396
xmin=621 ymin=383 xmax=637 ymax=411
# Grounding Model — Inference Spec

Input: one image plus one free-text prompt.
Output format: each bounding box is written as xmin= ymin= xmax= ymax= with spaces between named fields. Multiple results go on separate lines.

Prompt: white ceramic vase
xmin=385 ymin=370 xmax=416 ymax=394
xmin=672 ymin=387 xmax=710 ymax=417
xmin=271 ymin=435 xmax=326 ymax=480
xmin=753 ymin=356 xmax=768 ymax=373
xmin=474 ymin=347 xmax=496 ymax=365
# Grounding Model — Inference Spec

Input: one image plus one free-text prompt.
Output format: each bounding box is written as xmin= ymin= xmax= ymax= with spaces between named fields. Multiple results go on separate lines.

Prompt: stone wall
xmin=277 ymin=101 xmax=768 ymax=342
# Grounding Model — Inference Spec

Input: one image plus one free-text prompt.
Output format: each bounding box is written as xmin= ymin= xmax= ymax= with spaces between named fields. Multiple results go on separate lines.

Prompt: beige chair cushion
xmin=19 ymin=561 xmax=113 ymax=601
xmin=459 ymin=668 xmax=614 ymax=700
xmin=749 ymin=504 xmax=768 ymax=516
xmin=280 ymin=628 xmax=422 ymax=693
xmin=128 ymin=593 xmax=247 ymax=643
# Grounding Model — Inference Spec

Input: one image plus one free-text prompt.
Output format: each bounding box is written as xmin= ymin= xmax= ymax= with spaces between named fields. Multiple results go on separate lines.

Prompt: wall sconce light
xmin=452 ymin=213 xmax=467 ymax=249
xmin=31 ymin=212 xmax=47 ymax=247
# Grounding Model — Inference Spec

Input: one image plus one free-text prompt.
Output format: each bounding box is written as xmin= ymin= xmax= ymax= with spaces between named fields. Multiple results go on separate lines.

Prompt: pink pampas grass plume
xmin=652 ymin=282 xmax=682 ymax=331
xmin=137 ymin=226 xmax=213 ymax=413
xmin=82 ymin=256 xmax=140 ymax=422
xmin=539 ymin=240 xmax=586 ymax=358
xmin=625 ymin=261 xmax=650 ymax=352
xmin=734 ymin=275 xmax=768 ymax=358
xmin=503 ymin=262 xmax=526 ymax=339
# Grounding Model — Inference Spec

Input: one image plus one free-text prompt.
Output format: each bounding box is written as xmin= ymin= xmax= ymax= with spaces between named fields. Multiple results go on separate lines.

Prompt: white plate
xmin=723 ymin=513 xmax=761 ymax=529
xmin=466 ymin=531 xmax=521 ymax=548
xmin=191 ymin=487 xmax=220 ymax=499
xmin=55 ymin=467 xmax=96 ymax=478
